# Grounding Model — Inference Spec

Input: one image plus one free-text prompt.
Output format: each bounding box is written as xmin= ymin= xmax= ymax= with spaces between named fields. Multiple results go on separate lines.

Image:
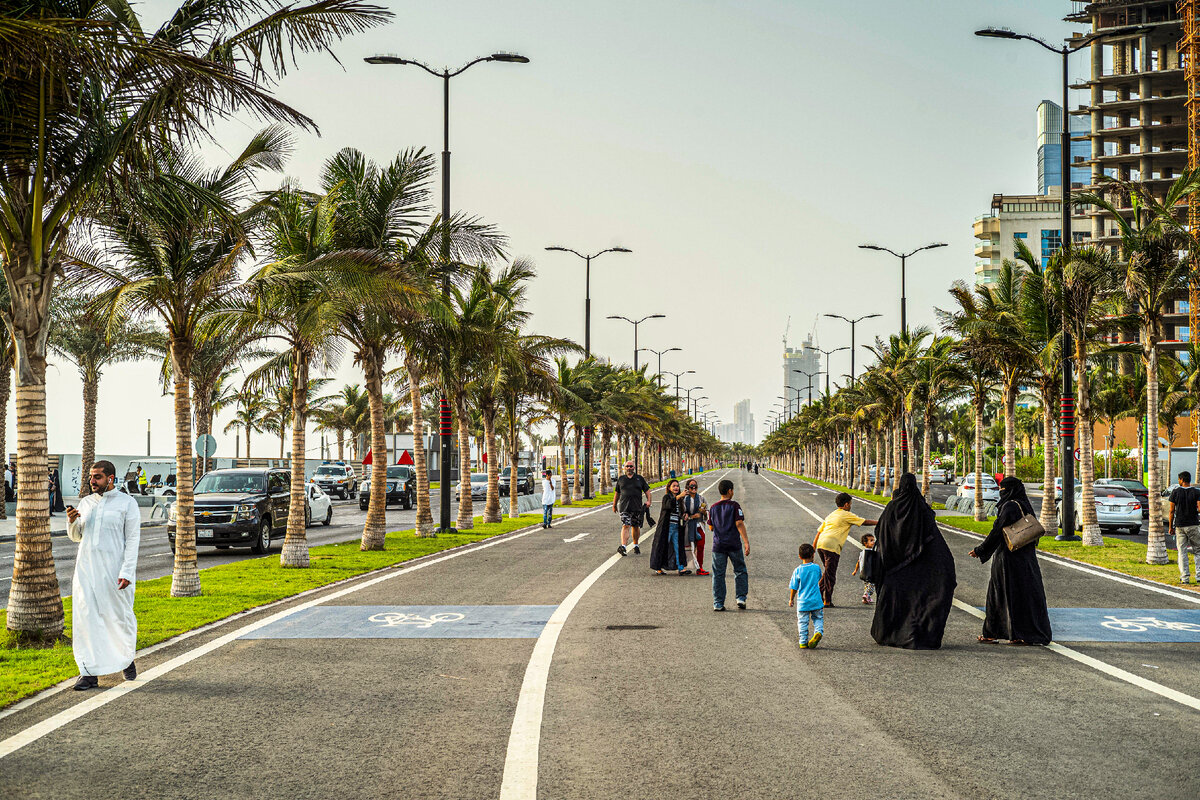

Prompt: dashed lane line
xmin=761 ymin=472 xmax=1200 ymax=712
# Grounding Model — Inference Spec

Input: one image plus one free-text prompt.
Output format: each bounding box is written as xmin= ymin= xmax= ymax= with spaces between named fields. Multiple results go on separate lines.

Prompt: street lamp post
xmin=663 ymin=369 xmax=695 ymax=408
xmin=857 ymin=243 xmax=947 ymax=336
xmin=972 ymin=25 xmax=1145 ymax=539
xmin=693 ymin=396 xmax=708 ymax=421
xmin=367 ymin=50 xmax=528 ymax=533
xmin=795 ymin=369 xmax=824 ymax=405
xmin=638 ymin=346 xmax=681 ymax=387
xmin=817 ymin=347 xmax=850 ymax=398
xmin=824 ymin=313 xmax=881 ymax=384
xmin=608 ymin=314 xmax=665 ymax=469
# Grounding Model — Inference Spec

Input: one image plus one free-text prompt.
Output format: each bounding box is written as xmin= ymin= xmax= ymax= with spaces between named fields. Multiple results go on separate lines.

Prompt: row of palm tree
xmin=760 ymin=172 xmax=1200 ymax=570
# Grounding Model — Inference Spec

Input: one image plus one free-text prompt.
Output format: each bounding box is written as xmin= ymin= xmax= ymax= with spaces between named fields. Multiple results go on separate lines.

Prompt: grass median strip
xmin=0 ymin=513 xmax=546 ymax=709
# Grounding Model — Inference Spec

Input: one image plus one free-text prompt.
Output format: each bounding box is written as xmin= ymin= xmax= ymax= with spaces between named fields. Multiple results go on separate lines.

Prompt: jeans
xmin=668 ymin=521 xmax=686 ymax=571
xmin=1177 ymin=525 xmax=1200 ymax=579
xmin=711 ymin=549 xmax=748 ymax=608
xmin=797 ymin=607 xmax=824 ymax=642
xmin=543 ymin=504 xmax=554 ymax=527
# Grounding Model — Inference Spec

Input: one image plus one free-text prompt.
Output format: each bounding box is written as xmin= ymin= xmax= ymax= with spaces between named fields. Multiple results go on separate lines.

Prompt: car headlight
xmin=236 ymin=504 xmax=255 ymax=521
xmin=168 ymin=504 xmax=177 ymax=523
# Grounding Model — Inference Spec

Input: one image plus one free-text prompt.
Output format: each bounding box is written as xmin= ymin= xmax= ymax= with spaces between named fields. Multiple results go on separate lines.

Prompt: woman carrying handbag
xmin=968 ymin=476 xmax=1053 ymax=646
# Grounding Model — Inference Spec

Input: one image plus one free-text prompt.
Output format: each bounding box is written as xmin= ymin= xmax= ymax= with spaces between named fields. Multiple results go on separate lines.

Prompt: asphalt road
xmin=1 ymin=468 xmax=1196 ymax=799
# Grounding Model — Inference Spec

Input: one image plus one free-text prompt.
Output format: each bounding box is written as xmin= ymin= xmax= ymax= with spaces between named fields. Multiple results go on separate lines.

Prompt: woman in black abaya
xmin=968 ymin=477 xmax=1052 ymax=645
xmin=649 ymin=480 xmax=689 ymax=575
xmin=870 ymin=473 xmax=957 ymax=649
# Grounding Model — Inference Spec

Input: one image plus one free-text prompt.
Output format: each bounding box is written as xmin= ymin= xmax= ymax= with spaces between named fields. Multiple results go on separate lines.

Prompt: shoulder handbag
xmin=1001 ymin=503 xmax=1044 ymax=551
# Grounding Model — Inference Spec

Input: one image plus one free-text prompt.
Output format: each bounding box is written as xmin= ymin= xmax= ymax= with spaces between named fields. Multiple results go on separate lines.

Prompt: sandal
xmin=678 ymin=569 xmax=692 ymax=575
xmin=977 ymin=635 xmax=999 ymax=644
xmin=653 ymin=569 xmax=665 ymax=575
xmin=1007 ymin=639 xmax=1031 ymax=646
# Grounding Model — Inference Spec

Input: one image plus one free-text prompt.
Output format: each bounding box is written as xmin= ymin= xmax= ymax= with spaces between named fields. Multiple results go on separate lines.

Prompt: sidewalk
xmin=0 ymin=500 xmax=166 ymax=542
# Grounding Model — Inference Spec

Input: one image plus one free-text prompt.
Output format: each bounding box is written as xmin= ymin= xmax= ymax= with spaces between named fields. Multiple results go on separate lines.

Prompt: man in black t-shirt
xmin=1169 ymin=471 xmax=1200 ymax=584
xmin=612 ymin=460 xmax=651 ymax=556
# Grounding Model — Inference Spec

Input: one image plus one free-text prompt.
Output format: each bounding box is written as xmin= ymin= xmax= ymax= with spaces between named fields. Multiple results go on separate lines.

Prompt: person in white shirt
xmin=66 ymin=460 xmax=142 ymax=690
xmin=541 ymin=470 xmax=557 ymax=529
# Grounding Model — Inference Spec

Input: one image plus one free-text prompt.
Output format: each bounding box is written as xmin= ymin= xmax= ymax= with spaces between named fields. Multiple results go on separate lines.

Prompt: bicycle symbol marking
xmin=368 ymin=612 xmax=466 ymax=629
xmin=1099 ymin=615 xmax=1200 ymax=633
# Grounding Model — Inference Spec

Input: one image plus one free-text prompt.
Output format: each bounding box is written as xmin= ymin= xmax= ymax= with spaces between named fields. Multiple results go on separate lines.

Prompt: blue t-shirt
xmin=789 ymin=562 xmax=823 ymax=611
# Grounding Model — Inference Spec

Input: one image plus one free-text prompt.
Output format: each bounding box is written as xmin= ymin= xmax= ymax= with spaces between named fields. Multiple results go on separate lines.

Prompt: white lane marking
xmin=562 ymin=532 xmax=590 ymax=543
xmin=0 ymin=505 xmax=615 ymax=760
xmin=767 ymin=472 xmax=1200 ymax=712
xmin=499 ymin=470 xmax=730 ymax=800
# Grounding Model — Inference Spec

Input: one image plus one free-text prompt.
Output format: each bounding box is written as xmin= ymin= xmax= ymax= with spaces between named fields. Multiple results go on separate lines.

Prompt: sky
xmin=15 ymin=0 xmax=1091 ymax=458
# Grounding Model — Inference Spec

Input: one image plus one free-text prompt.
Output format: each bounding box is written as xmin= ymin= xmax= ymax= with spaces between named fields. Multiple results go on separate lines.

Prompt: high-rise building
xmin=732 ymin=399 xmax=755 ymax=445
xmin=1037 ymin=100 xmax=1091 ymax=195
xmin=973 ymin=190 xmax=1063 ymax=286
xmin=783 ymin=335 xmax=820 ymax=408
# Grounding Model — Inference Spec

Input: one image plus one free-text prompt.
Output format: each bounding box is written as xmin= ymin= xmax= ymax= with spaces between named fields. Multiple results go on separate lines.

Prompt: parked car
xmin=1053 ymin=477 xmax=1082 ymax=501
xmin=359 ymin=465 xmax=416 ymax=510
xmin=922 ymin=467 xmax=954 ymax=484
xmin=1094 ymin=478 xmax=1150 ymax=517
xmin=867 ymin=464 xmax=895 ymax=482
xmin=306 ymin=482 xmax=333 ymax=526
xmin=1058 ymin=486 xmax=1142 ymax=534
xmin=455 ymin=473 xmax=490 ymax=501
xmin=312 ymin=462 xmax=359 ymax=499
xmin=168 ymin=468 xmax=295 ymax=554
xmin=957 ymin=473 xmax=999 ymax=502
xmin=499 ymin=466 xmax=535 ymax=496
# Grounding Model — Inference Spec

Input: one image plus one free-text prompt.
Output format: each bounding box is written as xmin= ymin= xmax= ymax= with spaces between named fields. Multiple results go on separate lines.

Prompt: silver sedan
xmin=1058 ymin=486 xmax=1142 ymax=534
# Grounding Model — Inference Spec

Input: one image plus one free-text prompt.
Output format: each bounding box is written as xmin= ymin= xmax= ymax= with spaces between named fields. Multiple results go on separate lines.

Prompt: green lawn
xmin=0 ymin=513 xmax=545 ymax=708
xmin=937 ymin=515 xmax=1199 ymax=595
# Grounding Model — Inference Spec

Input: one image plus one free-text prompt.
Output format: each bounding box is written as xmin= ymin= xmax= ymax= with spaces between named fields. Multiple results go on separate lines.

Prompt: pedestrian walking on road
xmin=813 ymin=493 xmax=878 ymax=607
xmin=789 ymin=543 xmax=824 ymax=649
xmin=1168 ymin=471 xmax=1200 ymax=584
xmin=650 ymin=480 xmax=691 ymax=575
xmin=871 ymin=473 xmax=957 ymax=650
xmin=137 ymin=466 xmax=148 ymax=495
xmin=852 ymin=532 xmax=880 ymax=604
xmin=541 ymin=470 xmax=556 ymax=529
xmin=968 ymin=476 xmax=1051 ymax=646
xmin=708 ymin=478 xmax=749 ymax=611
xmin=613 ymin=460 xmax=651 ymax=556
xmin=681 ymin=478 xmax=708 ymax=575
xmin=66 ymin=460 xmax=142 ymax=690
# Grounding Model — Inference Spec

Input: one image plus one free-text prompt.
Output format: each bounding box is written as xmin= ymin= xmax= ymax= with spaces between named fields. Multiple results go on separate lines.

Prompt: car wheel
xmin=351 ymin=487 xmax=358 ymax=500
xmin=251 ymin=520 xmax=272 ymax=554
xmin=359 ymin=500 xmax=368 ymax=511
xmin=403 ymin=492 xmax=412 ymax=510
xmin=323 ymin=506 xmax=333 ymax=526
xmin=1075 ymin=514 xmax=1083 ymax=532
xmin=305 ymin=506 xmax=312 ymax=527
xmin=169 ymin=537 xmax=176 ymax=554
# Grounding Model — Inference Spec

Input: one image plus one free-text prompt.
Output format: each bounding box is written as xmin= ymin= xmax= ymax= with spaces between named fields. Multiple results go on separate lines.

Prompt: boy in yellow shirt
xmin=812 ymin=492 xmax=878 ymax=607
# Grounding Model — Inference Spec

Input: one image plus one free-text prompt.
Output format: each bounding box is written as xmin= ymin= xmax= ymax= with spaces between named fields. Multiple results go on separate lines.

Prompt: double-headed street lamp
xmin=824 ymin=313 xmax=881 ymax=384
xmin=544 ymin=245 xmax=632 ymax=355
xmin=794 ymin=368 xmax=824 ymax=405
xmin=638 ymin=346 xmax=681 ymax=387
xmin=857 ymin=242 xmax=947 ymax=336
xmin=973 ymin=24 xmax=1147 ymax=538
xmin=366 ymin=50 xmax=528 ymax=534
xmin=607 ymin=314 xmax=665 ymax=370
xmin=663 ymin=369 xmax=695 ymax=407
xmin=693 ymin=396 xmax=708 ymax=421
xmin=816 ymin=347 xmax=849 ymax=398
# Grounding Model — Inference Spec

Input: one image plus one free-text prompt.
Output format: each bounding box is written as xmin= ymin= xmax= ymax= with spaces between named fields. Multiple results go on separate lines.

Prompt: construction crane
xmin=1183 ymin=0 xmax=1199 ymax=443
xmin=782 ymin=315 xmax=791 ymax=351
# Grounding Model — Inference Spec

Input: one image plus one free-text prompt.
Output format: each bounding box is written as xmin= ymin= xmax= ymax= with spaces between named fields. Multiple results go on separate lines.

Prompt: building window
xmin=1040 ymin=229 xmax=1062 ymax=268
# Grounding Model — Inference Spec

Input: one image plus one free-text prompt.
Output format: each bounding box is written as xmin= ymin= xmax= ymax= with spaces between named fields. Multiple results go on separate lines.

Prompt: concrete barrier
xmin=500 ymin=494 xmax=543 ymax=515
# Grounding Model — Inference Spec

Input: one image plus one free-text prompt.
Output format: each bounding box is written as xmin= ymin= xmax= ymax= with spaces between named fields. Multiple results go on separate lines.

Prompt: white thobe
xmin=67 ymin=488 xmax=141 ymax=676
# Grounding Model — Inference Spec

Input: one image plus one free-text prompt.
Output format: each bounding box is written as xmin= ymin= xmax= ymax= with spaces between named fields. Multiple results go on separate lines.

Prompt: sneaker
xmin=123 ymin=661 xmax=136 ymax=681
xmin=617 ymin=545 xmax=627 ymax=556
xmin=736 ymin=599 xmax=746 ymax=610
xmin=798 ymin=642 xmax=808 ymax=649
xmin=632 ymin=545 xmax=641 ymax=555
xmin=696 ymin=569 xmax=710 ymax=576
xmin=679 ymin=569 xmax=692 ymax=575
xmin=862 ymin=596 xmax=871 ymax=604
xmin=713 ymin=606 xmax=726 ymax=612
xmin=807 ymin=631 xmax=822 ymax=649
xmin=1182 ymin=577 xmax=1191 ymax=585
xmin=73 ymin=675 xmax=99 ymax=691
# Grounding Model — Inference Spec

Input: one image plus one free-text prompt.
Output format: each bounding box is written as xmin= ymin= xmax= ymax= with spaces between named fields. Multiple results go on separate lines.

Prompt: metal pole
xmin=583 ymin=255 xmax=592 ymax=500
xmin=147 ymin=419 xmax=151 ymax=457
xmin=850 ymin=322 xmax=856 ymax=384
xmin=900 ymin=254 xmax=907 ymax=336
xmin=438 ymin=71 xmax=455 ymax=533
xmin=1058 ymin=46 xmax=1078 ymax=540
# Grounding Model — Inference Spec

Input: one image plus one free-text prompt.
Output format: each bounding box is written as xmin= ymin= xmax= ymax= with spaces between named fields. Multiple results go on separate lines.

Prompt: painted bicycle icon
xmin=368 ymin=611 xmax=466 ymax=629
xmin=1100 ymin=615 xmax=1200 ymax=633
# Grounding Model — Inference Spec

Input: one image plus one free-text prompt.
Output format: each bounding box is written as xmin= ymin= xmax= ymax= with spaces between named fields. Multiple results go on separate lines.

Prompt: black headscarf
xmin=874 ymin=473 xmax=939 ymax=574
xmin=998 ymin=476 xmax=1033 ymax=515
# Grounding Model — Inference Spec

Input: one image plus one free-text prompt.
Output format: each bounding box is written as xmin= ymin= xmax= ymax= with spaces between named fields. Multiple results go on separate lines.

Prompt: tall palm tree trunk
xmin=456 ymin=398 xmax=474 ymax=530
xmin=482 ymin=409 xmax=501 ymax=524
xmin=0 ymin=364 xmax=9 ymax=519
xmin=572 ymin=427 xmax=583 ymax=502
xmin=599 ymin=428 xmax=612 ymax=495
xmin=361 ymin=351 xmax=390 ymax=550
xmin=1146 ymin=344 xmax=1168 ymax=563
xmin=335 ymin=430 xmax=345 ymax=461
xmin=891 ymin=421 xmax=901 ymax=495
xmin=78 ymin=375 xmax=98 ymax=499
xmin=507 ymin=411 xmax=521 ymax=520
xmin=169 ymin=339 xmax=201 ymax=596
xmin=194 ymin=393 xmax=214 ymax=479
xmin=406 ymin=361 xmax=435 ymax=537
xmin=1039 ymin=390 xmax=1058 ymax=534
xmin=556 ymin=419 xmax=571 ymax=506
xmin=973 ymin=395 xmax=986 ymax=522
xmin=1003 ymin=381 xmax=1018 ymax=479
xmin=921 ymin=409 xmax=933 ymax=498
xmin=281 ymin=356 xmax=310 ymax=568
xmin=1075 ymin=341 xmax=1101 ymax=546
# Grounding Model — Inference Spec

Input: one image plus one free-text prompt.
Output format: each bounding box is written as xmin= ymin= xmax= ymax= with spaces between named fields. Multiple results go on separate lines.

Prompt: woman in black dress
xmin=969 ymin=476 xmax=1052 ymax=645
xmin=870 ymin=473 xmax=957 ymax=650
xmin=649 ymin=480 xmax=689 ymax=575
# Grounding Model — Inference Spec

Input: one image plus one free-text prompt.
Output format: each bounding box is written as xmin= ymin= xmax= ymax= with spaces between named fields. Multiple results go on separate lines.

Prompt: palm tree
xmin=1092 ymin=368 xmax=1137 ymax=480
xmin=224 ymin=389 xmax=270 ymax=460
xmin=910 ymin=336 xmax=962 ymax=498
xmin=49 ymin=295 xmax=158 ymax=496
xmin=0 ymin=285 xmax=12 ymax=520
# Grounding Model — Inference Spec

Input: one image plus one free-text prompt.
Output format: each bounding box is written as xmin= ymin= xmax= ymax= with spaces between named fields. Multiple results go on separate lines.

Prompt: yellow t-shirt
xmin=815 ymin=508 xmax=866 ymax=554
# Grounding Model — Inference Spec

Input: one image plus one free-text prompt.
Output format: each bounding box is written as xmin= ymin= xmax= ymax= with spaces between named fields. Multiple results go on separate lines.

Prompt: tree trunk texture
xmin=599 ymin=428 xmax=612 ymax=495
xmin=571 ymin=427 xmax=582 ymax=502
xmin=360 ymin=349 xmax=389 ymax=550
xmin=482 ymin=407 xmax=501 ymax=523
xmin=1003 ymin=381 xmax=1018 ymax=479
xmin=1145 ymin=345 xmax=1168 ymax=563
xmin=281 ymin=354 xmax=310 ymax=568
xmin=507 ymin=414 xmax=520 ymax=520
xmin=405 ymin=361 xmax=434 ymax=537
xmin=194 ymin=393 xmax=213 ymax=479
xmin=1076 ymin=341 xmax=1102 ymax=546
xmin=921 ymin=410 xmax=933 ymax=499
xmin=169 ymin=338 xmax=201 ymax=597
xmin=974 ymin=397 xmax=986 ymax=522
xmin=455 ymin=398 xmax=474 ymax=530
xmin=0 ymin=363 xmax=8 ymax=519
xmin=79 ymin=375 xmax=98 ymax=498
xmin=1040 ymin=392 xmax=1058 ymax=534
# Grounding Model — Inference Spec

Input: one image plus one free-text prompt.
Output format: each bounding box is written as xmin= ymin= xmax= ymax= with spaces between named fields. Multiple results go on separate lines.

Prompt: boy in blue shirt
xmin=788 ymin=543 xmax=824 ymax=649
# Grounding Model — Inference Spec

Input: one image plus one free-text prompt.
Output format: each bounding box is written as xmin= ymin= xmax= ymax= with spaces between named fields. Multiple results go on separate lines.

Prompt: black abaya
xmin=649 ymin=493 xmax=685 ymax=571
xmin=974 ymin=478 xmax=1052 ymax=645
xmin=870 ymin=473 xmax=957 ymax=650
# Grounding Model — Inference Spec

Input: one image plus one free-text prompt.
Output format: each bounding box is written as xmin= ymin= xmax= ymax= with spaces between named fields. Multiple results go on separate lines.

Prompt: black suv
xmin=499 ymin=466 xmax=535 ymax=496
xmin=359 ymin=465 xmax=416 ymax=510
xmin=168 ymin=468 xmax=295 ymax=554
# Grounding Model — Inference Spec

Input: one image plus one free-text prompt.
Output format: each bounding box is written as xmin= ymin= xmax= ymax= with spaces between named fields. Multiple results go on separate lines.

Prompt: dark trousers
xmin=818 ymin=548 xmax=840 ymax=605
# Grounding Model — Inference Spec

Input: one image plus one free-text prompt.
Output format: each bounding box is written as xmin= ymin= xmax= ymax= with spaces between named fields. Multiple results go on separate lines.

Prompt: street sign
xmin=1074 ymin=449 xmax=1081 ymax=461
xmin=1001 ymin=455 xmax=1007 ymax=465
xmin=195 ymin=434 xmax=217 ymax=458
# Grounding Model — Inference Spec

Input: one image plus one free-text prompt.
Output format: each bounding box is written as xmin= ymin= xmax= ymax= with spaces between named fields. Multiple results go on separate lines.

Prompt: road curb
xmin=0 ymin=520 xmax=165 ymax=544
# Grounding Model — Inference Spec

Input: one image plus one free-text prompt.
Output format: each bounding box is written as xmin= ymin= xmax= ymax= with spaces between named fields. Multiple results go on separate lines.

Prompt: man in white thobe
xmin=67 ymin=460 xmax=141 ymax=690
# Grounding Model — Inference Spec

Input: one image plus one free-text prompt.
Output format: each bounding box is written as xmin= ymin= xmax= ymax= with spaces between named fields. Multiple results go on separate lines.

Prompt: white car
xmin=957 ymin=473 xmax=1000 ymax=502
xmin=922 ymin=467 xmax=954 ymax=484
xmin=305 ymin=482 xmax=333 ymax=526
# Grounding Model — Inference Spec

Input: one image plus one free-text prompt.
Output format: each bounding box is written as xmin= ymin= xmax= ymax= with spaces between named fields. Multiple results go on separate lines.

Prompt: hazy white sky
xmin=17 ymin=0 xmax=1088 ymax=458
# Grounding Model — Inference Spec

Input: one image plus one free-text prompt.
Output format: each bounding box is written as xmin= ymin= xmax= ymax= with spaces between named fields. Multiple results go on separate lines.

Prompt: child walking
xmin=788 ymin=543 xmax=824 ymax=649
xmin=851 ymin=532 xmax=880 ymax=604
